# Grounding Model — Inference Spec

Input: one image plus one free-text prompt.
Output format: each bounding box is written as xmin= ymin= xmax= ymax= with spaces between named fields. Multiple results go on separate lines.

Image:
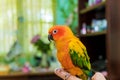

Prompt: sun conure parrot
xmin=48 ymin=25 xmax=92 ymax=80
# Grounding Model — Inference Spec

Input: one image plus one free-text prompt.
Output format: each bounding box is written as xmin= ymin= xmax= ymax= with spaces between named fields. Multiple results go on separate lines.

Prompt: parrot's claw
xmin=55 ymin=68 xmax=71 ymax=80
xmin=64 ymin=73 xmax=71 ymax=80
xmin=55 ymin=68 xmax=63 ymax=73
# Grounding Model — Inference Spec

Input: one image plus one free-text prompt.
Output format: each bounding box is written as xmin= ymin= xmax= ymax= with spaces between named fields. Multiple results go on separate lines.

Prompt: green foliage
xmin=56 ymin=0 xmax=78 ymax=34
xmin=34 ymin=39 xmax=50 ymax=53
xmin=31 ymin=35 xmax=51 ymax=53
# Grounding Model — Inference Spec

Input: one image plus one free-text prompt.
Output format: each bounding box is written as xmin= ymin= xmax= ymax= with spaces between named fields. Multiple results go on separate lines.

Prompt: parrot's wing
xmin=69 ymin=39 xmax=91 ymax=76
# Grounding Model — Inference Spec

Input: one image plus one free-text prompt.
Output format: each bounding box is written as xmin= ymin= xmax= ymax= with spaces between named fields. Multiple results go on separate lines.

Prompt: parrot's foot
xmin=64 ymin=73 xmax=71 ymax=80
xmin=55 ymin=68 xmax=64 ymax=73
xmin=55 ymin=68 xmax=70 ymax=73
xmin=55 ymin=68 xmax=71 ymax=80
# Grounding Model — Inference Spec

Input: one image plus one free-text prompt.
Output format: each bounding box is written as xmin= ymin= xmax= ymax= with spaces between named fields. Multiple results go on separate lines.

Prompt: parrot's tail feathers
xmin=88 ymin=69 xmax=96 ymax=77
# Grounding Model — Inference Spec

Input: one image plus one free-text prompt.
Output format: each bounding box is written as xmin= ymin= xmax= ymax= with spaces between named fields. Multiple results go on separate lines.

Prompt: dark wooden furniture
xmin=78 ymin=0 xmax=120 ymax=79
xmin=0 ymin=71 xmax=61 ymax=80
xmin=78 ymin=0 xmax=107 ymax=72
xmin=106 ymin=0 xmax=120 ymax=80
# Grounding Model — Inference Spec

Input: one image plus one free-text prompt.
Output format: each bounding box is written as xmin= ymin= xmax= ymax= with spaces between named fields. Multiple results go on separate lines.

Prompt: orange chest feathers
xmin=56 ymin=44 xmax=74 ymax=69
xmin=56 ymin=44 xmax=84 ymax=77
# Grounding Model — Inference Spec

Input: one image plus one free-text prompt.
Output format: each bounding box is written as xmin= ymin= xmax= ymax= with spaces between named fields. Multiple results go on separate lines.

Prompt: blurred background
xmin=0 ymin=0 xmax=112 ymax=80
xmin=0 ymin=0 xmax=78 ymax=78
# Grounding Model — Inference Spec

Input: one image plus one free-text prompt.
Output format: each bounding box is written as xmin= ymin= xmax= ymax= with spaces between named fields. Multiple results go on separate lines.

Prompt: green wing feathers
xmin=69 ymin=39 xmax=91 ymax=76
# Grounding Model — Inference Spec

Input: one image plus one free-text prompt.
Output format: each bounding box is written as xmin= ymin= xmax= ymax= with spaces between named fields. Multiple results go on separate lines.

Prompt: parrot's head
xmin=48 ymin=25 xmax=74 ymax=42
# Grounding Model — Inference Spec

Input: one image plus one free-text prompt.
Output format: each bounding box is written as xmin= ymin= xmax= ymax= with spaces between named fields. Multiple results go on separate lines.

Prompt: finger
xmin=54 ymin=68 xmax=81 ymax=80
xmin=92 ymin=72 xmax=106 ymax=80
xmin=54 ymin=68 xmax=70 ymax=79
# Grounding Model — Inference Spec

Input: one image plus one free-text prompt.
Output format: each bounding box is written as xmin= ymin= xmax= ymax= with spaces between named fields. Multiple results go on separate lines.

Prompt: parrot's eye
xmin=53 ymin=30 xmax=58 ymax=34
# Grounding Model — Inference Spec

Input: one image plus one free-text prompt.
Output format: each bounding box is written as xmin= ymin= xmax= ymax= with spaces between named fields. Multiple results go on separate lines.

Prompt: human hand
xmin=91 ymin=72 xmax=106 ymax=80
xmin=54 ymin=68 xmax=106 ymax=80
xmin=54 ymin=68 xmax=81 ymax=80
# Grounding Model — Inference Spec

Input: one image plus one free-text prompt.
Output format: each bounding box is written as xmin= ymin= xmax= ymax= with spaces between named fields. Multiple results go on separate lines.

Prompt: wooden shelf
xmin=0 ymin=71 xmax=61 ymax=80
xmin=80 ymin=1 xmax=106 ymax=14
xmin=0 ymin=70 xmax=54 ymax=77
xmin=80 ymin=30 xmax=106 ymax=37
xmin=78 ymin=0 xmax=107 ymax=73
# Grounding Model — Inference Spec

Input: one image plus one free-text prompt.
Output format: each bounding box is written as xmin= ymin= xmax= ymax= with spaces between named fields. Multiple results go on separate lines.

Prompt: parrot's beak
xmin=48 ymin=34 xmax=53 ymax=41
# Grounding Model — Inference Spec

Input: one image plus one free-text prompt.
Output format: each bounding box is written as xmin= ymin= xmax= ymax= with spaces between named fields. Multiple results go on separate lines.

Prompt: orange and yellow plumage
xmin=48 ymin=25 xmax=91 ymax=80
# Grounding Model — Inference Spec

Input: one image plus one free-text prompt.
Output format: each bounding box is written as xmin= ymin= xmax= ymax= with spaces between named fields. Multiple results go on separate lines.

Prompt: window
xmin=0 ymin=0 xmax=17 ymax=54
xmin=0 ymin=0 xmax=55 ymax=55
